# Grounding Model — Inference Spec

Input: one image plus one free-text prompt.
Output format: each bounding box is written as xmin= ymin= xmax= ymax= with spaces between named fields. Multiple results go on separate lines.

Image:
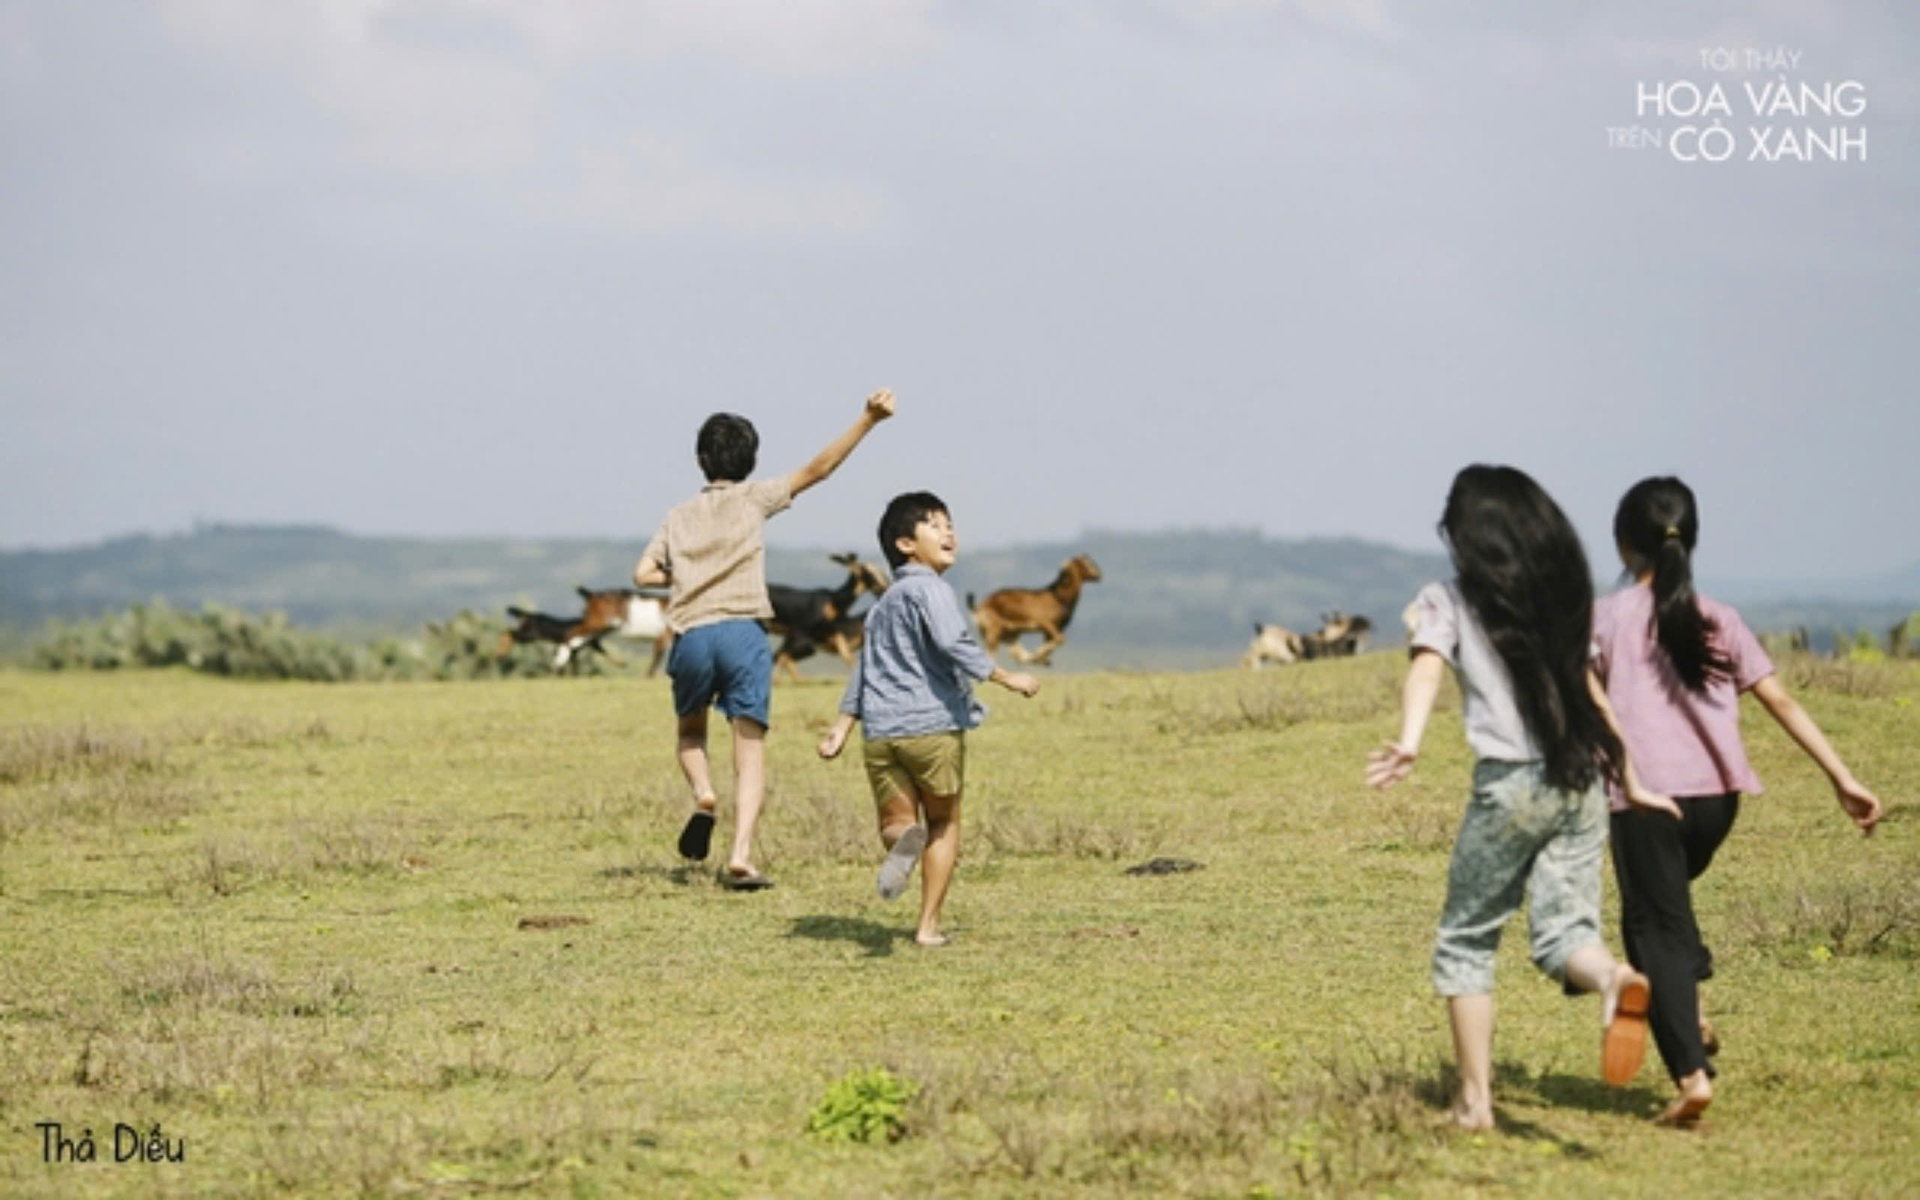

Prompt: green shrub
xmin=805 ymin=1067 xmax=919 ymax=1144
xmin=24 ymin=601 xmax=571 ymax=682
xmin=1892 ymin=612 xmax=1919 ymax=658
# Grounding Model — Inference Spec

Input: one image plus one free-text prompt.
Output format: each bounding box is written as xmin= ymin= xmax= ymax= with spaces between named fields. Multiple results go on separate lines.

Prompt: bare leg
xmin=1447 ymin=993 xmax=1495 ymax=1131
xmin=676 ymin=710 xmax=716 ymax=806
xmin=876 ymin=791 xmax=920 ymax=849
xmin=1564 ymin=948 xmax=1649 ymax=1029
xmin=915 ymin=791 xmax=961 ymax=946
xmin=875 ymin=790 xmax=926 ymax=902
xmin=1562 ymin=943 xmax=1619 ymax=1000
xmin=1565 ymin=945 xmax=1652 ymax=1087
xmin=673 ymin=709 xmax=720 ymax=861
xmin=725 ymin=717 xmax=766 ymax=876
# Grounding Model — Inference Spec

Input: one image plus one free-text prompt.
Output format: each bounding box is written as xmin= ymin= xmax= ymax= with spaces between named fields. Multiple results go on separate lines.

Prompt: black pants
xmin=1609 ymin=794 xmax=1740 ymax=1082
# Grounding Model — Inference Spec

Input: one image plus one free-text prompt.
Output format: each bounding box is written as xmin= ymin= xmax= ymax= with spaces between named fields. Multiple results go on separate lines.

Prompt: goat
xmin=1245 ymin=611 xmax=1372 ymax=667
xmin=1314 ymin=611 xmax=1372 ymax=657
xmin=1243 ymin=623 xmax=1306 ymax=668
xmin=763 ymin=553 xmax=888 ymax=684
xmin=498 ymin=587 xmax=672 ymax=673
xmin=498 ymin=607 xmax=578 ymax=665
xmin=968 ymin=554 xmax=1102 ymax=666
xmin=1299 ymin=610 xmax=1371 ymax=660
xmin=772 ymin=612 xmax=870 ymax=684
xmin=763 ymin=552 xmax=889 ymax=644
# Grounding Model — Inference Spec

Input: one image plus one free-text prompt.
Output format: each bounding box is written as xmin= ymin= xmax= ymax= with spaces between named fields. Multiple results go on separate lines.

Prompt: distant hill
xmin=2 ymin=524 xmax=1912 ymax=669
xmin=0 ymin=524 xmax=1446 ymax=668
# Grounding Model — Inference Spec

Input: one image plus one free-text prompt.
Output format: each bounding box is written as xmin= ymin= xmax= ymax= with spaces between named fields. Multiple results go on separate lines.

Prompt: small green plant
xmin=806 ymin=1067 xmax=919 ymax=1144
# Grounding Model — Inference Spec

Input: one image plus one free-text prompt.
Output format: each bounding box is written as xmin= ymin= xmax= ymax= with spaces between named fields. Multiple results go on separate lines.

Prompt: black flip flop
xmin=718 ymin=870 xmax=774 ymax=892
xmin=677 ymin=811 xmax=715 ymax=861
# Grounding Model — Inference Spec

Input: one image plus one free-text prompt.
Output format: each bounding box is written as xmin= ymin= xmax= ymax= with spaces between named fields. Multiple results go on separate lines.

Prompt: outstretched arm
xmin=1365 ymin=649 xmax=1446 ymax=789
xmin=1587 ymin=670 xmax=1681 ymax=819
xmin=820 ymin=653 xmax=865 ymax=758
xmin=818 ymin=712 xmax=857 ymax=759
xmin=786 ymin=389 xmax=895 ymax=498
xmin=988 ymin=664 xmax=1040 ymax=697
xmin=1750 ymin=674 xmax=1882 ymax=834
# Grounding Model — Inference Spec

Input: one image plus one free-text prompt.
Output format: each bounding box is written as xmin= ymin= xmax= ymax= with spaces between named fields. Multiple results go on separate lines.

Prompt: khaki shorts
xmin=862 ymin=732 xmax=966 ymax=806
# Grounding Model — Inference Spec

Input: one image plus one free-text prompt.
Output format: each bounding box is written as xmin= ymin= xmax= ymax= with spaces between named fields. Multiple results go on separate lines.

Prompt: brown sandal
xmin=1602 ymin=972 xmax=1651 ymax=1086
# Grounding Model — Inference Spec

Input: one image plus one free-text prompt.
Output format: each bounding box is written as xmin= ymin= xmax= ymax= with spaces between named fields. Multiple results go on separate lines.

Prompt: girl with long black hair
xmin=1593 ymin=476 xmax=1881 ymax=1125
xmin=1368 ymin=464 xmax=1678 ymax=1131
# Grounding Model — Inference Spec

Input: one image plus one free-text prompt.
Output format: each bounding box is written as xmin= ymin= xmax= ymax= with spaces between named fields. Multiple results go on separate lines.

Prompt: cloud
xmin=159 ymin=0 xmax=942 ymax=82
xmin=156 ymin=0 xmax=545 ymax=174
xmin=1173 ymin=0 xmax=1401 ymax=39
xmin=467 ymin=0 xmax=941 ymax=77
xmin=148 ymin=0 xmax=912 ymax=236
xmin=0 ymin=4 xmax=34 ymax=83
xmin=545 ymin=130 xmax=896 ymax=239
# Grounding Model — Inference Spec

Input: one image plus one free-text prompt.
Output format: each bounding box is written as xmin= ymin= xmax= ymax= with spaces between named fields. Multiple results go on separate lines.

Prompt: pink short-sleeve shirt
xmin=1591 ymin=584 xmax=1774 ymax=809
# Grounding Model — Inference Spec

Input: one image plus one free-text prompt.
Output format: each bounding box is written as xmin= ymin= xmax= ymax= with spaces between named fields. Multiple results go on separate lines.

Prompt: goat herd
xmin=498 ymin=553 xmax=1380 ymax=676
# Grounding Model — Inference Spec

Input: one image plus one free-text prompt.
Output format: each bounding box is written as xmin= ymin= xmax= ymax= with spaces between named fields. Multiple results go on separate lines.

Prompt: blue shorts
xmin=667 ymin=620 xmax=773 ymax=728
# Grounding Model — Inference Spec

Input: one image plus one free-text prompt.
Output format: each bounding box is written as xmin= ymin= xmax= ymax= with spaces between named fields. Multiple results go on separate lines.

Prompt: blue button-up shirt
xmin=839 ymin=564 xmax=997 ymax=739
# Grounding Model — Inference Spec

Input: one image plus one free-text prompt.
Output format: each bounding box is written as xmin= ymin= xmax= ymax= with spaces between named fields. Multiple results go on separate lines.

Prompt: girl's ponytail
xmin=1615 ymin=477 xmax=1731 ymax=692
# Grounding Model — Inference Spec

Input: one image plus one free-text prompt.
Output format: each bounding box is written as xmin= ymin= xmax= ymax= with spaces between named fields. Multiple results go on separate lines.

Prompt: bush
xmin=24 ymin=601 xmax=569 ymax=683
xmin=805 ymin=1067 xmax=919 ymax=1144
xmin=1892 ymin=612 xmax=1919 ymax=659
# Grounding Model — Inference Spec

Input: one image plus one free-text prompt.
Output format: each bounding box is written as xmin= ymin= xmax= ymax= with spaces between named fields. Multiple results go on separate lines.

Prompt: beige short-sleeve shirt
xmin=641 ymin=478 xmax=793 ymax=632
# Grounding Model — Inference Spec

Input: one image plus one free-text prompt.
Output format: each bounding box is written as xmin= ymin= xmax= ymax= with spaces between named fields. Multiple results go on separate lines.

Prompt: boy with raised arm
xmin=634 ymin=390 xmax=895 ymax=890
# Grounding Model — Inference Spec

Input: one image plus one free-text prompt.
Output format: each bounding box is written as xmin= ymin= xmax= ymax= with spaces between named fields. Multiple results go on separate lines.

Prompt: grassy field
xmin=2 ymin=655 xmax=1917 ymax=1197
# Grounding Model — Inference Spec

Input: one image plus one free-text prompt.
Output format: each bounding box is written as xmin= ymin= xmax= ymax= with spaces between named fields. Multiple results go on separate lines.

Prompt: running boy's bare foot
xmin=913 ymin=930 xmax=951 ymax=948
xmin=1449 ymin=1099 xmax=1494 ymax=1133
xmin=1657 ymin=1070 xmax=1713 ymax=1126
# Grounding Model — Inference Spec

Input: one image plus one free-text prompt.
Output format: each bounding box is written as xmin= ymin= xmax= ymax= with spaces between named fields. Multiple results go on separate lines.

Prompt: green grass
xmin=2 ymin=657 xmax=1917 ymax=1196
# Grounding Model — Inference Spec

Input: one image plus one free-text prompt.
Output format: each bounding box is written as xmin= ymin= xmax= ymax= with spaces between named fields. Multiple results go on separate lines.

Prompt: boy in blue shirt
xmin=818 ymin=492 xmax=1039 ymax=946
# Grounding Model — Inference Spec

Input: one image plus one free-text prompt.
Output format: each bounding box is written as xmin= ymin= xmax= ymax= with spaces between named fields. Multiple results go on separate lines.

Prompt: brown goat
xmin=497 ymin=587 xmax=672 ymax=674
xmin=969 ymin=554 xmax=1102 ymax=666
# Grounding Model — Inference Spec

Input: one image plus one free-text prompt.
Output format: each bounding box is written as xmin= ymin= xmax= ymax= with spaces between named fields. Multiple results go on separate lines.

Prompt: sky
xmin=2 ymin=0 xmax=1915 ymax=586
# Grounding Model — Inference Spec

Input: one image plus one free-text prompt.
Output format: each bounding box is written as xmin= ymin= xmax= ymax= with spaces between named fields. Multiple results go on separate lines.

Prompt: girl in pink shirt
xmin=1592 ymin=476 xmax=1882 ymax=1126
